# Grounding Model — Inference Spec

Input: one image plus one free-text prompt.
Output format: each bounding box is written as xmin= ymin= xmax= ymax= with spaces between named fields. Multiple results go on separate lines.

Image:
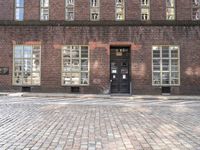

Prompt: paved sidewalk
xmin=0 ymin=96 xmax=200 ymax=150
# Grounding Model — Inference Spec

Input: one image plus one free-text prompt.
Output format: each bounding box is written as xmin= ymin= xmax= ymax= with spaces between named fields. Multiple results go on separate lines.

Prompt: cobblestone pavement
xmin=0 ymin=96 xmax=200 ymax=150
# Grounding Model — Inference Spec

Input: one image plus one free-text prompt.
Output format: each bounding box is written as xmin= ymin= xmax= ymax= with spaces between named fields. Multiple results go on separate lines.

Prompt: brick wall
xmin=0 ymin=26 xmax=200 ymax=95
xmin=0 ymin=0 xmax=194 ymax=21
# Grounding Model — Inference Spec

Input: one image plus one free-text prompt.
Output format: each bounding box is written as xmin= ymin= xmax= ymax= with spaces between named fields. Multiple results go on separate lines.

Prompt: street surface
xmin=0 ymin=96 xmax=200 ymax=150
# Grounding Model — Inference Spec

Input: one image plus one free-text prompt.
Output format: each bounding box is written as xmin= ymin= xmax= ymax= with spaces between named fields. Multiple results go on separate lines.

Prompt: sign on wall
xmin=0 ymin=67 xmax=9 ymax=75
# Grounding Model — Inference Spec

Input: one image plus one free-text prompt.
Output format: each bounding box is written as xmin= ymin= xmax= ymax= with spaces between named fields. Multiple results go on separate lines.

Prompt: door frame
xmin=110 ymin=46 xmax=131 ymax=94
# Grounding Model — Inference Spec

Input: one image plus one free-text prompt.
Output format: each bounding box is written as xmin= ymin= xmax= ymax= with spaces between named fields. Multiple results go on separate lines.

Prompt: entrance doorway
xmin=110 ymin=47 xmax=130 ymax=94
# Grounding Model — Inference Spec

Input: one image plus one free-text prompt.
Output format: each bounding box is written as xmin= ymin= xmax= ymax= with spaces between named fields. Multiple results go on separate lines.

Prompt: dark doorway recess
xmin=110 ymin=47 xmax=130 ymax=94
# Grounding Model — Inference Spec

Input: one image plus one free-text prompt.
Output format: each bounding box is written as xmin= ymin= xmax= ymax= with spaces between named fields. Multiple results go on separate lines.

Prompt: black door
xmin=110 ymin=47 xmax=130 ymax=93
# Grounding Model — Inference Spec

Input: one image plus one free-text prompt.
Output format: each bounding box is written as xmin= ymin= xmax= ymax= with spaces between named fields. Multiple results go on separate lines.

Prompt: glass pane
xmin=41 ymin=8 xmax=49 ymax=20
xmin=166 ymin=0 xmax=174 ymax=7
xmin=81 ymin=60 xmax=88 ymax=71
xmin=23 ymin=59 xmax=32 ymax=72
xmin=63 ymin=59 xmax=71 ymax=66
xmin=63 ymin=48 xmax=71 ymax=58
xmin=162 ymin=72 xmax=170 ymax=84
xmin=41 ymin=0 xmax=49 ymax=7
xmin=193 ymin=8 xmax=200 ymax=20
xmin=162 ymin=46 xmax=169 ymax=58
xmin=162 ymin=59 xmax=170 ymax=71
xmin=33 ymin=46 xmax=40 ymax=58
xmin=81 ymin=73 xmax=89 ymax=84
xmin=171 ymin=72 xmax=179 ymax=78
xmin=66 ymin=0 xmax=74 ymax=5
xmin=14 ymin=59 xmax=23 ymax=66
xmin=170 ymin=46 xmax=178 ymax=58
xmin=15 ymin=46 xmax=23 ymax=58
xmin=16 ymin=0 xmax=24 ymax=7
xmin=32 ymin=73 xmax=40 ymax=85
xmin=171 ymin=59 xmax=178 ymax=71
xmin=14 ymin=78 xmax=22 ymax=85
xmin=171 ymin=79 xmax=179 ymax=85
xmin=153 ymin=50 xmax=160 ymax=58
xmin=63 ymin=73 xmax=71 ymax=85
xmin=72 ymin=59 xmax=79 ymax=65
xmin=81 ymin=46 xmax=88 ymax=58
xmin=116 ymin=0 xmax=124 ymax=5
xmin=66 ymin=11 xmax=74 ymax=20
xmin=14 ymin=72 xmax=22 ymax=78
xmin=71 ymin=48 xmax=79 ymax=58
xmin=24 ymin=46 xmax=32 ymax=58
xmin=166 ymin=8 xmax=175 ymax=20
xmin=16 ymin=8 xmax=24 ymax=20
xmin=23 ymin=72 xmax=32 ymax=84
xmin=153 ymin=59 xmax=160 ymax=71
xmin=71 ymin=73 xmax=80 ymax=85
xmin=153 ymin=72 xmax=161 ymax=85
xmin=14 ymin=66 xmax=22 ymax=72
xmin=193 ymin=0 xmax=200 ymax=6
xmin=32 ymin=59 xmax=40 ymax=72
xmin=141 ymin=0 xmax=149 ymax=6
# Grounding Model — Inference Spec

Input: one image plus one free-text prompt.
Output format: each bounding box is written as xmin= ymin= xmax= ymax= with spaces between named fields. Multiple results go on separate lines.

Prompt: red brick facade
xmin=0 ymin=0 xmax=200 ymax=95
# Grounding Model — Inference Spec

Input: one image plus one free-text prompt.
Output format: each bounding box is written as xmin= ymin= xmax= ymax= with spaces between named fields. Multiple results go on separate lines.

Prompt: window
xmin=62 ymin=45 xmax=89 ymax=85
xmin=192 ymin=0 xmax=200 ymax=20
xmin=166 ymin=0 xmax=175 ymax=20
xmin=141 ymin=0 xmax=150 ymax=20
xmin=152 ymin=45 xmax=180 ymax=86
xmin=40 ymin=0 xmax=49 ymax=20
xmin=13 ymin=45 xmax=41 ymax=86
xmin=115 ymin=0 xmax=125 ymax=20
xmin=90 ymin=0 xmax=100 ymax=21
xmin=66 ymin=0 xmax=74 ymax=21
xmin=15 ymin=0 xmax=24 ymax=21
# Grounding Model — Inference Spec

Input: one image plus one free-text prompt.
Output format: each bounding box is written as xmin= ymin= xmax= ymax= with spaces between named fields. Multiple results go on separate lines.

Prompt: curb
xmin=1 ymin=92 xmax=200 ymax=100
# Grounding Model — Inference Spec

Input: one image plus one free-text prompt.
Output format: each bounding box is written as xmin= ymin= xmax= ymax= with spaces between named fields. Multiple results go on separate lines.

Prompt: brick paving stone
xmin=0 ymin=96 xmax=200 ymax=150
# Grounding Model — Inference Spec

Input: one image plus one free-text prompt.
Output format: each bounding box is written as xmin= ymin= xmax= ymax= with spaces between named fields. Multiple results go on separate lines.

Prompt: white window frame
xmin=115 ymin=0 xmax=125 ymax=21
xmin=152 ymin=45 xmax=180 ymax=86
xmin=166 ymin=0 xmax=175 ymax=20
xmin=192 ymin=0 xmax=200 ymax=20
xmin=90 ymin=0 xmax=100 ymax=21
xmin=141 ymin=0 xmax=150 ymax=21
xmin=13 ymin=45 xmax=41 ymax=86
xmin=61 ymin=45 xmax=90 ymax=86
xmin=65 ymin=0 xmax=75 ymax=21
xmin=40 ymin=0 xmax=49 ymax=21
xmin=15 ymin=0 xmax=24 ymax=21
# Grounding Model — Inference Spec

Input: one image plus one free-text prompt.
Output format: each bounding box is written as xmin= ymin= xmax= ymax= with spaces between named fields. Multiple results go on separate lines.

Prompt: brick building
xmin=0 ymin=0 xmax=200 ymax=95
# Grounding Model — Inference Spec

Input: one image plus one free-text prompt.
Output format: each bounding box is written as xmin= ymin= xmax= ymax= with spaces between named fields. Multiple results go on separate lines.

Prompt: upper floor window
xmin=90 ymin=0 xmax=100 ymax=21
xmin=115 ymin=0 xmax=125 ymax=20
xmin=166 ymin=0 xmax=175 ymax=20
xmin=40 ymin=0 xmax=49 ymax=20
xmin=192 ymin=0 xmax=200 ymax=20
xmin=141 ymin=0 xmax=150 ymax=20
xmin=152 ymin=45 xmax=180 ymax=86
xmin=66 ymin=0 xmax=74 ymax=21
xmin=15 ymin=0 xmax=24 ymax=21
xmin=13 ymin=45 xmax=41 ymax=86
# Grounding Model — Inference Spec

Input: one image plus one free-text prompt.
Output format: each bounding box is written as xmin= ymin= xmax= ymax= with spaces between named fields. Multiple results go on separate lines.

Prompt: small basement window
xmin=71 ymin=87 xmax=80 ymax=93
xmin=162 ymin=87 xmax=171 ymax=95
xmin=22 ymin=87 xmax=31 ymax=92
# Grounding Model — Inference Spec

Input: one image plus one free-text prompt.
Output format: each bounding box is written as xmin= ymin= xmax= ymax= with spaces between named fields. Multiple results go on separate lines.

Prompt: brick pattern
xmin=0 ymin=97 xmax=200 ymax=149
xmin=0 ymin=26 xmax=200 ymax=94
xmin=0 ymin=0 xmax=194 ymax=21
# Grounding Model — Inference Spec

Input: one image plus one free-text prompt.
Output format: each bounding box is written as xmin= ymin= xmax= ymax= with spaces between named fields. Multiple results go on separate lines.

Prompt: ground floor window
xmin=62 ymin=45 xmax=89 ymax=85
xmin=152 ymin=45 xmax=180 ymax=86
xmin=13 ymin=45 xmax=41 ymax=85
